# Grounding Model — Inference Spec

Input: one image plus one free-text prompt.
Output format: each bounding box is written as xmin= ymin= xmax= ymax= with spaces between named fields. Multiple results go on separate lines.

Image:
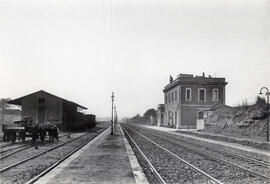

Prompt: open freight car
xmin=66 ymin=113 xmax=96 ymax=131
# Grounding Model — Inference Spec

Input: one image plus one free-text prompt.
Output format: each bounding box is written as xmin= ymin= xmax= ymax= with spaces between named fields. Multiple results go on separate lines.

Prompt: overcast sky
xmin=0 ymin=0 xmax=269 ymax=118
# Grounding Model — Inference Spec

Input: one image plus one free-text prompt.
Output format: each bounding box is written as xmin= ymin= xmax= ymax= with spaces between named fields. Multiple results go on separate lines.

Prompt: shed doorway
xmin=38 ymin=108 xmax=45 ymax=124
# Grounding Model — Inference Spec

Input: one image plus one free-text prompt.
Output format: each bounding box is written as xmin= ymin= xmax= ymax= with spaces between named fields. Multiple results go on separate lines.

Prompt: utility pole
xmin=111 ymin=92 xmax=114 ymax=135
xmin=259 ymin=87 xmax=270 ymax=142
xmin=114 ymin=106 xmax=118 ymax=128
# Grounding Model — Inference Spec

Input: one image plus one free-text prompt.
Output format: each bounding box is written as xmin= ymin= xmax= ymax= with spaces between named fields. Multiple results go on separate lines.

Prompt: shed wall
xmin=62 ymin=101 xmax=77 ymax=130
xmin=21 ymin=93 xmax=63 ymax=126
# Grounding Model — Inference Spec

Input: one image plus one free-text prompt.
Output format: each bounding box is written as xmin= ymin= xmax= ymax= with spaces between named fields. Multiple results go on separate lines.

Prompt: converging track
xmin=0 ymin=140 xmax=32 ymax=149
xmin=1 ymin=144 xmax=30 ymax=155
xmin=135 ymin=125 xmax=270 ymax=178
xmin=0 ymin=145 xmax=32 ymax=160
xmin=0 ymin=134 xmax=67 ymax=160
xmin=121 ymin=124 xmax=270 ymax=184
xmin=0 ymin=126 xmax=109 ymax=184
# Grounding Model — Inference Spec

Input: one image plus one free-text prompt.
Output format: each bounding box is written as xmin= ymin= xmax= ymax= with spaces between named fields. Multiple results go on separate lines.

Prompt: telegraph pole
xmin=259 ymin=87 xmax=270 ymax=142
xmin=111 ymin=92 xmax=114 ymax=135
xmin=114 ymin=106 xmax=118 ymax=128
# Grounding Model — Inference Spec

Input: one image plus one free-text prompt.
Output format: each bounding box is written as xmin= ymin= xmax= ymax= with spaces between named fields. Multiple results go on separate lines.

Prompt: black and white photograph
xmin=0 ymin=0 xmax=269 ymax=183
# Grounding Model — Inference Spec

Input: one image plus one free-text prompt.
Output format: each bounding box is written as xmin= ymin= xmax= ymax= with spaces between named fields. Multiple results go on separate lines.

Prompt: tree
xmin=0 ymin=98 xmax=12 ymax=122
xmin=0 ymin=98 xmax=12 ymax=109
xmin=256 ymin=96 xmax=266 ymax=106
xmin=143 ymin=108 xmax=157 ymax=121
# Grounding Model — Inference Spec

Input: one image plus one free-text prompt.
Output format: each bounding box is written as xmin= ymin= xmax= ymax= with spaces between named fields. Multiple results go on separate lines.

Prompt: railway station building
xmin=157 ymin=104 xmax=165 ymax=127
xmin=7 ymin=90 xmax=88 ymax=130
xmin=162 ymin=73 xmax=227 ymax=129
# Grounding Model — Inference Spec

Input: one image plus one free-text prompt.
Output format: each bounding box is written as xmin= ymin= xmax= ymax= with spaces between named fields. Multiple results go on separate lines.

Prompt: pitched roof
xmin=7 ymin=90 xmax=87 ymax=110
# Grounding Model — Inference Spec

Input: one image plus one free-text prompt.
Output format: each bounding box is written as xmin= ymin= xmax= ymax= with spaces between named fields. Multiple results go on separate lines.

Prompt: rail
xmin=122 ymin=125 xmax=223 ymax=184
xmin=127 ymin=125 xmax=270 ymax=181
xmin=25 ymin=127 xmax=109 ymax=184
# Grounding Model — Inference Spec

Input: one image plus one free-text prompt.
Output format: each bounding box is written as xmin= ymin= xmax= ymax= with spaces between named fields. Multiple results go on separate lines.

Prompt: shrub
xmin=256 ymin=96 xmax=266 ymax=106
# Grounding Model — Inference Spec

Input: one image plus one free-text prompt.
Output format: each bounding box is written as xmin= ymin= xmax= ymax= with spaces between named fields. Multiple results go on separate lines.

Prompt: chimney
xmin=202 ymin=72 xmax=205 ymax=77
xmin=169 ymin=75 xmax=173 ymax=83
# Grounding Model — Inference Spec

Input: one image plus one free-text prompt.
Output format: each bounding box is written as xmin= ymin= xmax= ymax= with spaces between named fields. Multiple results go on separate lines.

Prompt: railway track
xmin=25 ymin=127 xmax=109 ymax=184
xmin=131 ymin=125 xmax=270 ymax=178
xmin=0 ymin=134 xmax=87 ymax=173
xmin=122 ymin=124 xmax=269 ymax=184
xmin=0 ymin=145 xmax=32 ymax=160
xmin=0 ymin=133 xmax=67 ymax=151
xmin=0 ymin=127 xmax=108 ymax=184
xmin=0 ymin=142 xmax=25 ymax=149
xmin=1 ymin=144 xmax=30 ymax=155
xmin=0 ymin=134 xmax=68 ymax=160
xmin=0 ymin=137 xmax=37 ymax=148
xmin=122 ymin=125 xmax=221 ymax=184
xmin=143 ymin=126 xmax=270 ymax=165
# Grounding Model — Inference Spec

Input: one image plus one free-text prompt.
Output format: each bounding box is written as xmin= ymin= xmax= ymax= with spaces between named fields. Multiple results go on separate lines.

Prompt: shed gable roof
xmin=7 ymin=90 xmax=87 ymax=110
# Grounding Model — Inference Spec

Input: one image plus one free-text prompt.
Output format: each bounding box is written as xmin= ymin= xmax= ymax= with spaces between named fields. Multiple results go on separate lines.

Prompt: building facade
xmin=163 ymin=73 xmax=227 ymax=129
xmin=8 ymin=90 xmax=88 ymax=130
xmin=157 ymin=104 xmax=165 ymax=127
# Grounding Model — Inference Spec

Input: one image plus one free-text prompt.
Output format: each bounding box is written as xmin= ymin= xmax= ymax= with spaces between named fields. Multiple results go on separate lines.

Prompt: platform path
xmin=34 ymin=125 xmax=147 ymax=184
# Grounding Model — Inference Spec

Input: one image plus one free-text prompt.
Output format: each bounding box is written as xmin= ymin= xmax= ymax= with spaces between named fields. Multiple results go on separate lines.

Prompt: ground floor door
xmin=196 ymin=111 xmax=205 ymax=130
xmin=38 ymin=108 xmax=45 ymax=124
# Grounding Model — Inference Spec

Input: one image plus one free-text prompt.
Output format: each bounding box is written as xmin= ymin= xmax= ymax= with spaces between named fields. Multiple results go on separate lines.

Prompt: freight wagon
xmin=66 ymin=113 xmax=96 ymax=131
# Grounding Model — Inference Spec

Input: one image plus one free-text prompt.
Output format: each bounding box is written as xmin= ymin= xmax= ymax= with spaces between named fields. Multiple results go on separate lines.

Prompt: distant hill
xmin=120 ymin=117 xmax=129 ymax=123
xmin=124 ymin=114 xmax=150 ymax=125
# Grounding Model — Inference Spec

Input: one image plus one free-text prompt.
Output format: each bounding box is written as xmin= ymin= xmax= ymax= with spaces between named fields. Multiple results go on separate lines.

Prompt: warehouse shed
xmin=7 ymin=90 xmax=87 ymax=130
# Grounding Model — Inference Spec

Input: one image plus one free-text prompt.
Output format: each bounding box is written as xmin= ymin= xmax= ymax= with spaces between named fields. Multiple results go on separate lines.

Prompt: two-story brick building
xmin=157 ymin=104 xmax=165 ymax=127
xmin=163 ymin=73 xmax=227 ymax=129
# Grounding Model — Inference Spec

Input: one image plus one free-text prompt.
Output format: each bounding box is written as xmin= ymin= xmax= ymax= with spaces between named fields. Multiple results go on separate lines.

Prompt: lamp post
xmin=259 ymin=87 xmax=270 ymax=142
xmin=111 ymin=92 xmax=115 ymax=135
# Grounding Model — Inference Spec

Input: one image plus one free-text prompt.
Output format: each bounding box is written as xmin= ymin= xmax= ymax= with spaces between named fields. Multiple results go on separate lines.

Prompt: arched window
xmin=212 ymin=89 xmax=219 ymax=102
xmin=198 ymin=88 xmax=206 ymax=102
xmin=185 ymin=88 xmax=192 ymax=101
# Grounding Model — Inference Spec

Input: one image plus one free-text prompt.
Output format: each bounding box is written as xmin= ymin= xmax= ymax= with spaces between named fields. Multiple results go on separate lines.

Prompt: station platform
xmin=34 ymin=125 xmax=148 ymax=184
xmin=140 ymin=125 xmax=270 ymax=163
